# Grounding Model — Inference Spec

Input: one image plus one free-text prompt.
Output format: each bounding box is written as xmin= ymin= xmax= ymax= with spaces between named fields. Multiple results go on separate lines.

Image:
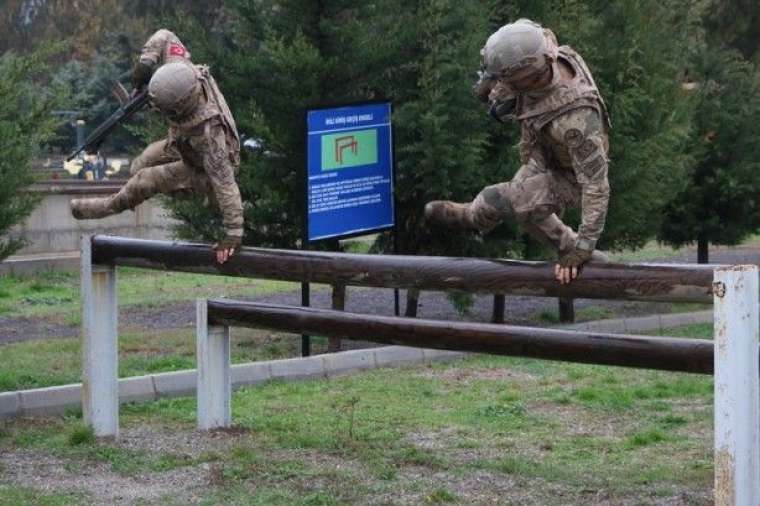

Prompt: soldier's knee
xmin=472 ymin=208 xmax=500 ymax=232
xmin=470 ymin=194 xmax=505 ymax=232
xmin=516 ymin=204 xmax=554 ymax=225
xmin=129 ymin=157 xmax=146 ymax=176
xmin=480 ymin=184 xmax=512 ymax=212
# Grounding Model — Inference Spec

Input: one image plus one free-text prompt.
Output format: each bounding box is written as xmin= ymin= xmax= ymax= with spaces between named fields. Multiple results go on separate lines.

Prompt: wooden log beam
xmin=207 ymin=299 xmax=715 ymax=374
xmin=91 ymin=235 xmax=717 ymax=303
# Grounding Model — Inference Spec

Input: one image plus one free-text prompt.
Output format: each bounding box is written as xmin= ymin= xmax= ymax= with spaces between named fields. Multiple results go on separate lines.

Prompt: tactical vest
xmin=169 ymin=65 xmax=240 ymax=166
xmin=516 ymin=46 xmax=610 ymax=133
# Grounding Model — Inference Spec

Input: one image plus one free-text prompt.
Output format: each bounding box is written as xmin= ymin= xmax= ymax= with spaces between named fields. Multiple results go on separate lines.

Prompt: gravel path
xmin=1 ymin=246 xmax=757 ymax=345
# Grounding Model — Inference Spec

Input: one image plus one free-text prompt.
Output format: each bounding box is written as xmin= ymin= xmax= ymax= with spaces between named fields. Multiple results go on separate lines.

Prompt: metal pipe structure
xmin=91 ymin=235 xmax=717 ymax=303
xmin=207 ymin=299 xmax=715 ymax=374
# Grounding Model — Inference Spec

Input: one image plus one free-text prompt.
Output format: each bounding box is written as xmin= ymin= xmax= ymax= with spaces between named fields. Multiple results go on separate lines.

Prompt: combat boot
xmin=70 ymin=197 xmax=113 ymax=220
xmin=424 ymin=201 xmax=477 ymax=230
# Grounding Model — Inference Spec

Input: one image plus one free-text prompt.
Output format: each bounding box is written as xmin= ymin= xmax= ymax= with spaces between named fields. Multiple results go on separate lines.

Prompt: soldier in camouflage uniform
xmin=426 ymin=19 xmax=610 ymax=284
xmin=70 ymin=29 xmax=243 ymax=264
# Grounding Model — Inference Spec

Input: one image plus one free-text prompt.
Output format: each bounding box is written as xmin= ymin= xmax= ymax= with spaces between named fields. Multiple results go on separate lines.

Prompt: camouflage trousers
xmin=470 ymin=159 xmax=582 ymax=253
xmin=103 ymin=138 xmax=217 ymax=214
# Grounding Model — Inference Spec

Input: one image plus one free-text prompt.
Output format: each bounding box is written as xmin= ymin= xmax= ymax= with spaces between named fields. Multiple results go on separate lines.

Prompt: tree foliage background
xmin=0 ymin=46 xmax=62 ymax=259
xmin=1 ymin=0 xmax=759 ymax=262
xmin=658 ymin=0 xmax=760 ymax=262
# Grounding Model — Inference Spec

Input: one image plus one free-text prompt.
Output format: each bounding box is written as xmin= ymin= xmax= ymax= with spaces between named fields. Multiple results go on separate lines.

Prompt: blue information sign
xmin=306 ymin=102 xmax=394 ymax=241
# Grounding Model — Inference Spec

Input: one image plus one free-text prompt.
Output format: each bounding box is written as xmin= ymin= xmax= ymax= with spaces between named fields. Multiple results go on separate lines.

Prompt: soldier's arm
xmin=191 ymin=120 xmax=245 ymax=245
xmin=554 ymin=107 xmax=610 ymax=252
xmin=132 ymin=29 xmax=180 ymax=90
xmin=139 ymin=29 xmax=176 ymax=68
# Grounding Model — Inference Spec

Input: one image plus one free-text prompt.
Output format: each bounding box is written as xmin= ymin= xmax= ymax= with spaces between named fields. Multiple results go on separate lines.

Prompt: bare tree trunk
xmin=559 ymin=297 xmax=575 ymax=323
xmin=697 ymin=235 xmax=709 ymax=264
xmin=405 ymin=288 xmax=420 ymax=317
xmin=491 ymin=294 xmax=505 ymax=324
xmin=327 ymin=283 xmax=346 ymax=352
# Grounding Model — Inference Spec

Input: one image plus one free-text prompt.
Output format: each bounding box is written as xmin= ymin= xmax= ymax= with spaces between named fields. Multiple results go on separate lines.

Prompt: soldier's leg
xmin=425 ymin=181 xmax=518 ymax=233
xmin=510 ymin=167 xmax=577 ymax=250
xmin=425 ymin=158 xmax=550 ymax=232
xmin=129 ymin=138 xmax=180 ymax=176
xmin=71 ymin=161 xmax=192 ymax=219
xmin=512 ymin=171 xmax=606 ymax=261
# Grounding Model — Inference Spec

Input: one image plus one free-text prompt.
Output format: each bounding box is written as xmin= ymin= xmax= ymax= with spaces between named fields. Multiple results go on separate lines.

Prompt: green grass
xmin=608 ymin=241 xmax=687 ymax=263
xmin=0 ymin=267 xmax=298 ymax=319
xmin=0 ymin=322 xmax=716 ymax=504
xmin=532 ymin=305 xmax=618 ymax=324
xmin=0 ymin=486 xmax=89 ymax=506
xmin=608 ymin=234 xmax=760 ymax=262
xmin=0 ymin=305 xmax=715 ymax=394
xmin=0 ymin=326 xmax=307 ymax=391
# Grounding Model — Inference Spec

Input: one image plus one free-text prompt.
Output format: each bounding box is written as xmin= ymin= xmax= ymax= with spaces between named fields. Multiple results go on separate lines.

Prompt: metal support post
xmin=196 ymin=299 xmax=231 ymax=430
xmin=81 ymin=235 xmax=119 ymax=437
xmin=714 ymin=265 xmax=759 ymax=506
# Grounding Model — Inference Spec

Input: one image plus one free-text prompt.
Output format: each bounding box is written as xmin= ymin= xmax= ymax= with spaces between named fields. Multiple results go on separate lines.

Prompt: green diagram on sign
xmin=321 ymin=129 xmax=378 ymax=170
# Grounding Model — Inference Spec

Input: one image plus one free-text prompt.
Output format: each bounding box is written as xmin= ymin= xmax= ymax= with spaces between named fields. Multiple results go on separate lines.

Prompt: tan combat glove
xmin=213 ymin=235 xmax=242 ymax=265
xmin=556 ymin=247 xmax=593 ymax=284
xmin=558 ymin=247 xmax=593 ymax=268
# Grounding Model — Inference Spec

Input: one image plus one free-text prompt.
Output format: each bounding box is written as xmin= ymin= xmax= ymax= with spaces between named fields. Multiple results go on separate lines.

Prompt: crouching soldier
xmin=70 ymin=29 xmax=243 ymax=264
xmin=425 ymin=19 xmax=611 ymax=283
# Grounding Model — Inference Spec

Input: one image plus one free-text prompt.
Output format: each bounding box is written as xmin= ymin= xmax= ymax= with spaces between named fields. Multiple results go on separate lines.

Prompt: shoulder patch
xmin=564 ymin=128 xmax=583 ymax=148
xmin=582 ymin=155 xmax=606 ymax=178
xmin=169 ymin=42 xmax=187 ymax=57
xmin=575 ymin=138 xmax=597 ymax=161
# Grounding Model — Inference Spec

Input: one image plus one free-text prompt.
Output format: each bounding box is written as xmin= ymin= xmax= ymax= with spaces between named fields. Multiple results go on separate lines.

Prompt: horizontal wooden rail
xmin=207 ymin=299 xmax=715 ymax=374
xmin=91 ymin=235 xmax=717 ymax=303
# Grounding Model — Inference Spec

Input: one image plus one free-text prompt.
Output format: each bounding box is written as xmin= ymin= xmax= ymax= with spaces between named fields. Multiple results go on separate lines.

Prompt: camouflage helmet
xmin=482 ymin=19 xmax=548 ymax=81
xmin=148 ymin=62 xmax=201 ymax=120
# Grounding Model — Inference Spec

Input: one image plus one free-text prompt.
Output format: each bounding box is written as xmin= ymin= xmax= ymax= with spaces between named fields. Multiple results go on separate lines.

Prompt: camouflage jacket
xmin=516 ymin=46 xmax=611 ymax=251
xmin=139 ymin=29 xmax=191 ymax=70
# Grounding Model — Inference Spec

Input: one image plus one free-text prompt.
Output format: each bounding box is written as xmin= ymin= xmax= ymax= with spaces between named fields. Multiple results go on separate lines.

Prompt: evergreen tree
xmin=659 ymin=46 xmax=760 ymax=262
xmin=703 ymin=0 xmax=760 ymax=62
xmin=0 ymin=48 xmax=62 ymax=260
xmin=49 ymin=49 xmax=132 ymax=153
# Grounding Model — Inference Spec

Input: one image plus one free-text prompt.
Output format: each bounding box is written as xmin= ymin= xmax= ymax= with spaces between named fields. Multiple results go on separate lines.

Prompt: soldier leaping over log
xmin=425 ymin=19 xmax=610 ymax=284
xmin=70 ymin=29 xmax=243 ymax=264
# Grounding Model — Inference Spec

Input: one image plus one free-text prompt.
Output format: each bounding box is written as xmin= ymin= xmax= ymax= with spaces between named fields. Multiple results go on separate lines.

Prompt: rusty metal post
xmin=714 ymin=265 xmax=759 ymax=506
xmin=81 ymin=235 xmax=119 ymax=438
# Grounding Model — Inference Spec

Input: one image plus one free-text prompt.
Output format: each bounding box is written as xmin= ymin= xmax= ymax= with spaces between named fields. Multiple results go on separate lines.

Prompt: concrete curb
xmin=564 ymin=310 xmax=713 ymax=334
xmin=0 ymin=310 xmax=715 ymax=420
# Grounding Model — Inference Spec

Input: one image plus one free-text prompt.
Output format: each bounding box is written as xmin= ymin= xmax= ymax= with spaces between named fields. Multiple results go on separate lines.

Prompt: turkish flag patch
xmin=169 ymin=43 xmax=187 ymax=57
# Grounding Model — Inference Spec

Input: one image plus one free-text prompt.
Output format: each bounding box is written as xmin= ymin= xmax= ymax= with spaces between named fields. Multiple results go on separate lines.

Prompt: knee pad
xmin=480 ymin=185 xmax=512 ymax=212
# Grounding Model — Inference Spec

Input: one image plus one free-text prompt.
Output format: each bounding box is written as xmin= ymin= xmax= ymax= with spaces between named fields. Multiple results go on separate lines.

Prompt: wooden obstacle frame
xmin=81 ymin=235 xmax=758 ymax=505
